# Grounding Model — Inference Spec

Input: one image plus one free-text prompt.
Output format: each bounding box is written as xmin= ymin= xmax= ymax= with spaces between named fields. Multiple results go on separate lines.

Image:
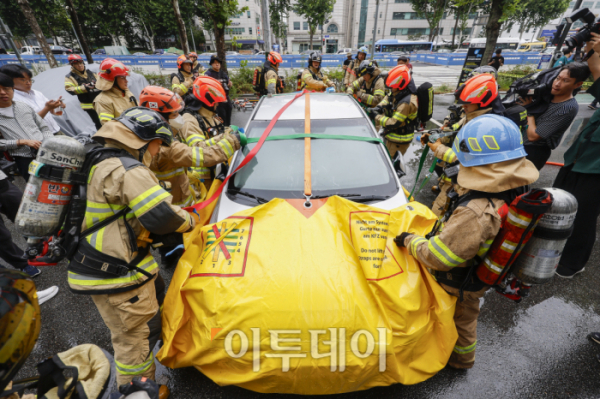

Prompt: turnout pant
xmin=553 ymin=165 xmax=600 ymax=272
xmin=442 ymin=284 xmax=489 ymax=369
xmin=384 ymin=139 xmax=410 ymax=159
xmin=84 ymin=108 xmax=102 ymax=130
xmin=0 ymin=180 xmax=28 ymax=271
xmin=91 ymin=274 xmax=165 ymax=385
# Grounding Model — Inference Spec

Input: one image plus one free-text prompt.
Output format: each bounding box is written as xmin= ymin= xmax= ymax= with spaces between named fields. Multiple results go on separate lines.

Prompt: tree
xmin=198 ymin=0 xmax=247 ymax=70
xmin=293 ymin=0 xmax=335 ymax=52
xmin=171 ymin=0 xmax=189 ymax=53
xmin=449 ymin=0 xmax=477 ymax=47
xmin=16 ymin=0 xmax=58 ymax=67
xmin=64 ymin=0 xmax=93 ymax=63
xmin=270 ymin=0 xmax=291 ymax=44
xmin=409 ymin=0 xmax=449 ymax=42
xmin=506 ymin=0 xmax=568 ymax=40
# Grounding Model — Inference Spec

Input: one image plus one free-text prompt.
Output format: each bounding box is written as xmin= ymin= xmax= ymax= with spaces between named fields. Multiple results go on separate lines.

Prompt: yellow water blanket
xmin=157 ymin=196 xmax=457 ymax=394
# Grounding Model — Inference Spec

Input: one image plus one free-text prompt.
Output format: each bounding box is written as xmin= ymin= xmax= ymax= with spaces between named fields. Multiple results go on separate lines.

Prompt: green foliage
xmin=133 ymin=68 xmax=171 ymax=88
xmin=270 ymin=0 xmax=291 ymax=41
xmin=230 ymin=62 xmax=255 ymax=97
xmin=409 ymin=0 xmax=448 ymax=41
xmin=293 ymin=0 xmax=335 ymax=46
xmin=434 ymin=83 xmax=453 ymax=94
xmin=505 ymin=0 xmax=569 ymax=38
xmin=1 ymin=0 xmax=73 ymax=43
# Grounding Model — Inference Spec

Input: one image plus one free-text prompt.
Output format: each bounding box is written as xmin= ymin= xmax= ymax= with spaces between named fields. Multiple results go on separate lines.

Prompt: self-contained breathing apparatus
xmin=422 ymin=185 xmax=577 ymax=302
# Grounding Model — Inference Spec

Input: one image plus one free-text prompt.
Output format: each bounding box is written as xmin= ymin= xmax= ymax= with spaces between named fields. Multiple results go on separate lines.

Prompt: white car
xmin=453 ymin=49 xmax=468 ymax=53
xmin=212 ymin=93 xmax=408 ymax=222
xmin=337 ymin=48 xmax=353 ymax=54
xmin=20 ymin=46 xmax=40 ymax=55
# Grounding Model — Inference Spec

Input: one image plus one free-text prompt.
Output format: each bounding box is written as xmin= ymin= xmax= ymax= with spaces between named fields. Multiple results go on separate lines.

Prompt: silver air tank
xmin=15 ymin=136 xmax=86 ymax=239
xmin=512 ymin=188 xmax=578 ymax=285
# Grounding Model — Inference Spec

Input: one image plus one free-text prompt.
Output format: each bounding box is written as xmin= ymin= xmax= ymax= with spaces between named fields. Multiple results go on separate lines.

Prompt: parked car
xmin=212 ymin=93 xmax=407 ymax=222
xmin=132 ymin=52 xmax=147 ymax=56
xmin=435 ymin=49 xmax=452 ymax=53
xmin=300 ymin=50 xmax=321 ymax=55
xmin=226 ymin=51 xmax=240 ymax=56
xmin=453 ymin=49 xmax=468 ymax=53
xmin=390 ymin=51 xmax=408 ymax=57
xmin=93 ymin=48 xmax=106 ymax=55
xmin=49 ymin=45 xmax=72 ymax=55
xmin=337 ymin=47 xmax=353 ymax=54
xmin=20 ymin=46 xmax=41 ymax=55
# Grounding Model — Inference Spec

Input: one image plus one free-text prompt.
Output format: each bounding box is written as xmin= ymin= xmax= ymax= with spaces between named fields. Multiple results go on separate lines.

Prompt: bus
xmin=374 ymin=40 xmax=434 ymax=53
xmin=463 ymin=37 xmax=522 ymax=51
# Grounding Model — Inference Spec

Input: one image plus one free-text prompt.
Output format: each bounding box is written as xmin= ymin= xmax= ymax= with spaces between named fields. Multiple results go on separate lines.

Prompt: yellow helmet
xmin=0 ymin=270 xmax=41 ymax=392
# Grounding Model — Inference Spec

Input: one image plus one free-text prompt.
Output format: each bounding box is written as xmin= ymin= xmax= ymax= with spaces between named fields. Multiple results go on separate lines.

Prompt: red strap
xmin=184 ymin=90 xmax=308 ymax=212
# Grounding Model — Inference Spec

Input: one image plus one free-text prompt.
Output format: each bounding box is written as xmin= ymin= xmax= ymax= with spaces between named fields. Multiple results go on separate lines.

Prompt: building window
xmin=249 ymin=27 xmax=252 ymax=34
xmin=394 ymin=0 xmax=410 ymax=2
xmin=468 ymin=12 xmax=478 ymax=19
xmin=392 ymin=12 xmax=423 ymax=20
xmin=378 ymin=29 xmax=380 ymax=34
xmin=582 ymin=1 xmax=594 ymax=6
xmin=450 ymin=27 xmax=472 ymax=35
xmin=303 ymin=21 xmax=308 ymax=30
xmin=380 ymin=12 xmax=382 ymax=18
xmin=225 ymin=27 xmax=245 ymax=35
xmin=327 ymin=24 xmax=338 ymax=33
xmin=391 ymin=27 xmax=431 ymax=36
xmin=596 ymin=1 xmax=600 ymax=8
xmin=233 ymin=12 xmax=243 ymax=18
xmin=247 ymin=11 xmax=251 ymax=18
xmin=568 ymin=1 xmax=575 ymax=6
xmin=294 ymin=21 xmax=300 ymax=30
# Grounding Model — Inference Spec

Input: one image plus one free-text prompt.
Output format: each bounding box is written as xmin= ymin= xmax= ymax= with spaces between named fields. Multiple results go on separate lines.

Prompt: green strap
xmin=409 ymin=146 xmax=437 ymax=199
xmin=246 ymin=134 xmax=384 ymax=144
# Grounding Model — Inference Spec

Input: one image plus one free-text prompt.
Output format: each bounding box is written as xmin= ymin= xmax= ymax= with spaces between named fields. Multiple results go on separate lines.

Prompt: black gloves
xmin=118 ymin=376 xmax=159 ymax=399
xmin=394 ymin=232 xmax=412 ymax=248
xmin=367 ymin=106 xmax=383 ymax=116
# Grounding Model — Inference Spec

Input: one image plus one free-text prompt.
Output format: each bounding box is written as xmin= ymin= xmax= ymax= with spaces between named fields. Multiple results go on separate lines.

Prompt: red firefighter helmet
xmin=192 ymin=76 xmax=227 ymax=107
xmin=268 ymin=51 xmax=283 ymax=65
xmin=98 ymin=58 xmax=129 ymax=82
xmin=188 ymin=52 xmax=198 ymax=59
xmin=68 ymin=54 xmax=83 ymax=64
xmin=140 ymin=86 xmax=184 ymax=113
xmin=386 ymin=65 xmax=411 ymax=90
xmin=177 ymin=54 xmax=193 ymax=69
xmin=456 ymin=74 xmax=498 ymax=108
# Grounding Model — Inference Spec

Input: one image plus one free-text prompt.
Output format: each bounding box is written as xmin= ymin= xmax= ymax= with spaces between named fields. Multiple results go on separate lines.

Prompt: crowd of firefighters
xmin=3 ymin=38 xmax=600 ymax=398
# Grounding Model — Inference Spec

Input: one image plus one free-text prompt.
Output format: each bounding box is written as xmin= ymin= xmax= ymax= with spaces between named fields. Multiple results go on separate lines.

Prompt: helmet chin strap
xmin=138 ymin=144 xmax=149 ymax=162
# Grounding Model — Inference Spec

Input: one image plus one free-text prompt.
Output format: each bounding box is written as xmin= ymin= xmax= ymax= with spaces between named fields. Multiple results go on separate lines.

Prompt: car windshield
xmin=228 ymin=118 xmax=399 ymax=202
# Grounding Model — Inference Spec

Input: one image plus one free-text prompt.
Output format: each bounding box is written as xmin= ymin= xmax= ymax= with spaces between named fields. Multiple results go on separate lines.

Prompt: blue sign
xmin=272 ymin=44 xmax=280 ymax=53
xmin=541 ymin=29 xmax=578 ymax=38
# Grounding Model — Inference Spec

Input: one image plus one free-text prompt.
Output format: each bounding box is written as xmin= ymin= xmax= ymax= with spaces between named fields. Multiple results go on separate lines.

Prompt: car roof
xmin=252 ymin=93 xmax=364 ymax=121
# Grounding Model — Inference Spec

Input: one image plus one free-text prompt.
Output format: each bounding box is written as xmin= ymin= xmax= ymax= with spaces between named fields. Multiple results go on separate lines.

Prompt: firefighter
xmin=139 ymin=86 xmax=241 ymax=267
xmin=188 ymin=51 xmax=204 ymax=76
xmin=67 ymin=107 xmax=196 ymax=396
xmin=300 ymin=53 xmax=335 ymax=92
xmin=346 ymin=60 xmax=387 ymax=113
xmin=171 ymin=55 xmax=194 ymax=97
xmin=263 ymin=51 xmax=283 ymax=96
xmin=395 ymin=114 xmax=539 ymax=370
xmin=424 ymin=74 xmax=505 ymax=216
xmin=343 ymin=46 xmax=368 ymax=89
xmin=93 ymin=58 xmax=137 ymax=125
xmin=64 ymin=54 xmax=102 ymax=129
xmin=182 ymin=75 xmax=238 ymax=190
xmin=370 ymin=65 xmax=417 ymax=158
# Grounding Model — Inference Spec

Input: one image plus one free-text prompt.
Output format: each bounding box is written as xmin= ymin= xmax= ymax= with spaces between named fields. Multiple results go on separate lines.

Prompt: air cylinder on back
xmin=512 ymin=188 xmax=578 ymax=285
xmin=15 ymin=136 xmax=86 ymax=239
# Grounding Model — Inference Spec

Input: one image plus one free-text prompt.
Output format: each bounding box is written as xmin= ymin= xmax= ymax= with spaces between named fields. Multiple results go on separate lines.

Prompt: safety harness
xmin=65 ymin=69 xmax=100 ymax=109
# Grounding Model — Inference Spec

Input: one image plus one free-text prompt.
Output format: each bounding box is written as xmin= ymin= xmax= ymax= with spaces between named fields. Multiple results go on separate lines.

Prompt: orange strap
xmin=304 ymin=92 xmax=312 ymax=197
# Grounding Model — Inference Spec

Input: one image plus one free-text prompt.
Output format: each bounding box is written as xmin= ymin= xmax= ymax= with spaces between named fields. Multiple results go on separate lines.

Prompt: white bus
xmin=463 ymin=37 xmax=522 ymax=51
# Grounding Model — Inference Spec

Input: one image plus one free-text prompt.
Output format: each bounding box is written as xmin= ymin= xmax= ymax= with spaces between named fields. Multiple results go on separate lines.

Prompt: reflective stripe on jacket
xmin=346 ymin=68 xmax=386 ymax=107
xmin=375 ymin=94 xmax=418 ymax=143
xmin=93 ymin=87 xmax=136 ymax=125
xmin=64 ymin=67 xmax=100 ymax=109
xmin=171 ymin=71 xmax=194 ymax=96
xmin=301 ymin=67 xmax=334 ymax=92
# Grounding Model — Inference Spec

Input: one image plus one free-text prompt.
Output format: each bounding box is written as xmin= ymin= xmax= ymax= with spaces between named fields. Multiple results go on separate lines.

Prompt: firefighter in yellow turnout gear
xmin=300 ymin=53 xmax=335 ymax=92
xmin=395 ymin=115 xmax=539 ymax=369
xmin=171 ymin=55 xmax=194 ymax=97
xmin=346 ymin=60 xmax=387 ymax=122
xmin=370 ymin=65 xmax=418 ymax=157
xmin=67 ymin=107 xmax=195 ymax=389
xmin=93 ymin=58 xmax=137 ymax=126
xmin=64 ymin=54 xmax=102 ymax=129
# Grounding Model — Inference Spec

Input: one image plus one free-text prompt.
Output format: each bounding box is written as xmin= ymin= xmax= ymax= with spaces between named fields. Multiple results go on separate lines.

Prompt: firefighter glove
xmin=394 ymin=232 xmax=412 ymax=248
xmin=118 ymin=376 xmax=159 ymax=399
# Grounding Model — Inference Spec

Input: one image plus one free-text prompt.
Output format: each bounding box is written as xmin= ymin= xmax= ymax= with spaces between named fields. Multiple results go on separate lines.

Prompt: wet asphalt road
xmin=10 ymin=86 xmax=600 ymax=398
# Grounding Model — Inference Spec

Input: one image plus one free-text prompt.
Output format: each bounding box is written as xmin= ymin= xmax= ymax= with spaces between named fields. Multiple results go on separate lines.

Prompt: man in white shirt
xmin=0 ymin=64 xmax=64 ymax=135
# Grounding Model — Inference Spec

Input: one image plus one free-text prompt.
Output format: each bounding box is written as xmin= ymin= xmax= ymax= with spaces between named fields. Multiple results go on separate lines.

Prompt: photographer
xmin=553 ymin=33 xmax=600 ymax=278
xmin=519 ymin=62 xmax=588 ymax=170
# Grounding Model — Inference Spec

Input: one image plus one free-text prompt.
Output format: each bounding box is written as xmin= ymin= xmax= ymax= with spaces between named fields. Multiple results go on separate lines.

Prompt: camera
xmin=564 ymin=8 xmax=600 ymax=49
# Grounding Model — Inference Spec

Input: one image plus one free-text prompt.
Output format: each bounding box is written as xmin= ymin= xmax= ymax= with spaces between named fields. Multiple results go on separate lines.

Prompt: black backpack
xmin=416 ymin=82 xmax=434 ymax=123
xmin=170 ymin=71 xmax=185 ymax=85
xmin=253 ymin=65 xmax=266 ymax=95
xmin=503 ymin=104 xmax=528 ymax=134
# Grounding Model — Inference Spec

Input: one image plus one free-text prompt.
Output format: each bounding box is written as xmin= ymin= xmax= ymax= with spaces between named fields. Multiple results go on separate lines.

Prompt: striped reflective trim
xmin=266 ymin=78 xmax=277 ymax=85
xmin=409 ymin=236 xmax=427 ymax=258
xmin=302 ymin=73 xmax=312 ymax=79
xmin=115 ymin=352 xmax=154 ymax=376
xmin=80 ymin=103 xmax=94 ymax=109
xmin=508 ymin=208 xmax=532 ymax=228
xmin=185 ymin=134 xmax=205 ymax=146
xmin=482 ymin=135 xmax=500 ymax=150
xmin=453 ymin=341 xmax=476 ymax=354
xmin=386 ymin=133 xmax=414 ymax=143
xmin=191 ymin=147 xmax=204 ymax=167
xmin=366 ymin=95 xmax=374 ymax=106
xmin=68 ymin=256 xmax=158 ymax=286
xmin=218 ymin=140 xmax=234 ymax=158
xmin=452 ymin=123 xmax=462 ymax=131
xmin=189 ymin=166 xmax=211 ymax=175
xmin=408 ymin=111 xmax=418 ymax=120
xmin=476 ymin=239 xmax=494 ymax=257
xmin=374 ymin=89 xmax=385 ymax=96
xmin=500 ymin=239 xmax=518 ymax=254
xmin=441 ymin=175 xmax=452 ymax=182
xmin=85 ymin=201 xmax=126 ymax=229
xmin=442 ymin=148 xmax=457 ymax=163
xmin=428 ymin=236 xmax=465 ymax=267
xmin=379 ymin=116 xmax=389 ymax=125
xmin=99 ymin=113 xmax=114 ymax=121
xmin=154 ymin=167 xmax=186 ymax=180
xmin=206 ymin=138 xmax=217 ymax=146
xmin=130 ymin=186 xmax=170 ymax=216
xmin=65 ymin=82 xmax=76 ymax=87
xmin=352 ymin=80 xmax=360 ymax=89
xmin=392 ymin=112 xmax=406 ymax=122
xmin=483 ymin=256 xmax=503 ymax=274
xmin=87 ymin=227 xmax=104 ymax=251
xmin=173 ymin=193 xmax=194 ymax=207
xmin=380 ymin=99 xmax=389 ymax=106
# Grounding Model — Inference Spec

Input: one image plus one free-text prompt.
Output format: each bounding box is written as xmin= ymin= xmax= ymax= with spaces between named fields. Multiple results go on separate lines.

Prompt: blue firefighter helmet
xmin=358 ymin=46 xmax=369 ymax=55
xmin=453 ymin=114 xmax=526 ymax=167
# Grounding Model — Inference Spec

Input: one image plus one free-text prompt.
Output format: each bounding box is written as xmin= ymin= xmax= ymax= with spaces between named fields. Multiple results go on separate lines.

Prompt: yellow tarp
xmin=157 ymin=196 xmax=457 ymax=394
